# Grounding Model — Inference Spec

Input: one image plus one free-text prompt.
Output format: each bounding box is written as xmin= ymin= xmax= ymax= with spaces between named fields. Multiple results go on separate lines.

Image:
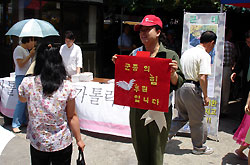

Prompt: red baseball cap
xmin=134 ymin=15 xmax=163 ymax=31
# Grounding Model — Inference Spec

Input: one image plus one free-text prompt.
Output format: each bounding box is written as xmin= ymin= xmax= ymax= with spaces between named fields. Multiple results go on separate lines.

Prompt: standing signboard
xmin=179 ymin=13 xmax=226 ymax=139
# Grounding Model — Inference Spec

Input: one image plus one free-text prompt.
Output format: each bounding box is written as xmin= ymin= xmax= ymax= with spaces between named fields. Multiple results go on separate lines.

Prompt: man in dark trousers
xmin=231 ymin=30 xmax=250 ymax=120
xmin=169 ymin=31 xmax=217 ymax=155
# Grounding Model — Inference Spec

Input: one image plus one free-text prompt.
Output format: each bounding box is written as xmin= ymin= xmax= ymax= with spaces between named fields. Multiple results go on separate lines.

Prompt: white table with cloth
xmin=0 ymin=77 xmax=131 ymax=138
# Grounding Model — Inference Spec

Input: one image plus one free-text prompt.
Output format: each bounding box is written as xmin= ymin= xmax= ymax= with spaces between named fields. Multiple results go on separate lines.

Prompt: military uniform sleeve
xmin=168 ymin=50 xmax=185 ymax=91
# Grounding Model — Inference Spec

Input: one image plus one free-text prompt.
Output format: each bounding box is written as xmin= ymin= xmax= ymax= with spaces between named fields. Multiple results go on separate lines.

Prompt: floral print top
xmin=19 ymin=76 xmax=77 ymax=152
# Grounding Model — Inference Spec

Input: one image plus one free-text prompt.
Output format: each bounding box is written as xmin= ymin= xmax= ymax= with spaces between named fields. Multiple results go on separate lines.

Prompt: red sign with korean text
xmin=114 ymin=55 xmax=172 ymax=112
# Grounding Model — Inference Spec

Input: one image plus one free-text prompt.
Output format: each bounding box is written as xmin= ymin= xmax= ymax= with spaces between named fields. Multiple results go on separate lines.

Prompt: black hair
xmin=245 ymin=30 xmax=250 ymax=39
xmin=200 ymin=31 xmax=217 ymax=44
xmin=21 ymin=37 xmax=34 ymax=44
xmin=34 ymin=43 xmax=50 ymax=76
xmin=65 ymin=30 xmax=75 ymax=40
xmin=34 ymin=46 xmax=67 ymax=96
xmin=155 ymin=25 xmax=168 ymax=47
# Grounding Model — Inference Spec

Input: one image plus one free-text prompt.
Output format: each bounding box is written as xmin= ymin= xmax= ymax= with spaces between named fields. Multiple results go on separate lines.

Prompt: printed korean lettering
xmin=134 ymin=95 xmax=140 ymax=103
xmin=134 ymin=84 xmax=140 ymax=92
xmin=209 ymin=99 xmax=217 ymax=107
xmin=76 ymin=86 xmax=87 ymax=103
xmin=149 ymin=74 xmax=158 ymax=85
xmin=190 ymin=15 xmax=197 ymax=23
xmin=125 ymin=63 xmax=130 ymax=71
xmin=210 ymin=108 xmax=216 ymax=115
xmin=114 ymin=55 xmax=172 ymax=112
xmin=211 ymin=16 xmax=218 ymax=24
xmin=143 ymin=97 xmax=149 ymax=103
xmin=89 ymin=88 xmax=103 ymax=105
xmin=105 ymin=90 xmax=114 ymax=102
xmin=144 ymin=66 xmax=150 ymax=72
xmin=0 ymin=80 xmax=4 ymax=96
xmin=7 ymin=81 xmax=16 ymax=96
xmin=205 ymin=108 xmax=216 ymax=115
xmin=141 ymin=86 xmax=148 ymax=93
xmin=105 ymin=90 xmax=116 ymax=107
xmin=207 ymin=117 xmax=212 ymax=124
xmin=132 ymin=64 xmax=138 ymax=71
xmin=205 ymin=107 xmax=210 ymax=115
xmin=152 ymin=98 xmax=159 ymax=105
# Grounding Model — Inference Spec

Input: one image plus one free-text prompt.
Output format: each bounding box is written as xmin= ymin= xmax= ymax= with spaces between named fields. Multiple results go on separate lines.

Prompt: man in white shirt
xmin=169 ymin=31 xmax=217 ymax=155
xmin=60 ymin=31 xmax=83 ymax=76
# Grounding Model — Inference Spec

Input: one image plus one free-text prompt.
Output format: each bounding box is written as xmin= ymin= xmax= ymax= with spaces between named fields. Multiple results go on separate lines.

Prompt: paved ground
xmin=0 ymin=101 xmax=248 ymax=165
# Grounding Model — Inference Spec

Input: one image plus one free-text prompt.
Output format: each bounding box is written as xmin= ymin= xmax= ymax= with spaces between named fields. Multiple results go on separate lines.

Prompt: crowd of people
xmin=8 ymin=13 xmax=250 ymax=165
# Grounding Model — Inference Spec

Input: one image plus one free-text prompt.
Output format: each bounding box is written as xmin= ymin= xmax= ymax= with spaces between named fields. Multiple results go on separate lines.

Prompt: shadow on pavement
xmin=0 ymin=100 xmax=244 ymax=144
xmin=218 ymin=101 xmax=242 ymax=135
xmin=165 ymin=139 xmax=192 ymax=155
xmin=221 ymin=152 xmax=248 ymax=165
xmin=1 ymin=123 xmax=27 ymax=134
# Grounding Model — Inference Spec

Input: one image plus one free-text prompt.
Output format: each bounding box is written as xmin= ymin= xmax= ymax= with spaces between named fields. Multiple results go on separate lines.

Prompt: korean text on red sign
xmin=114 ymin=55 xmax=172 ymax=112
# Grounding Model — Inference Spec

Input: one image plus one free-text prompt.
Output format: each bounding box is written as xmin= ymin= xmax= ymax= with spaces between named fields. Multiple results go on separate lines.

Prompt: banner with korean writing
xmin=114 ymin=55 xmax=171 ymax=112
xmin=0 ymin=77 xmax=132 ymax=138
xmin=178 ymin=12 xmax=226 ymax=139
xmin=0 ymin=77 xmax=17 ymax=118
xmin=73 ymin=82 xmax=131 ymax=137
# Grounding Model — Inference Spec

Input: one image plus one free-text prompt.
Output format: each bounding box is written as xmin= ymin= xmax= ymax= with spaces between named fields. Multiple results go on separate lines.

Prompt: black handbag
xmin=77 ymin=147 xmax=86 ymax=165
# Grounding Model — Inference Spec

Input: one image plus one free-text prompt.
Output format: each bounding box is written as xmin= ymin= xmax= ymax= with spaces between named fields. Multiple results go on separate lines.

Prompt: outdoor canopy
xmin=221 ymin=0 xmax=250 ymax=8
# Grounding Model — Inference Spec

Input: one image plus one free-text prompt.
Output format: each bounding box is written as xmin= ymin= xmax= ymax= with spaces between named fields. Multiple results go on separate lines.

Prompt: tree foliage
xmin=104 ymin=0 xmax=221 ymax=14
